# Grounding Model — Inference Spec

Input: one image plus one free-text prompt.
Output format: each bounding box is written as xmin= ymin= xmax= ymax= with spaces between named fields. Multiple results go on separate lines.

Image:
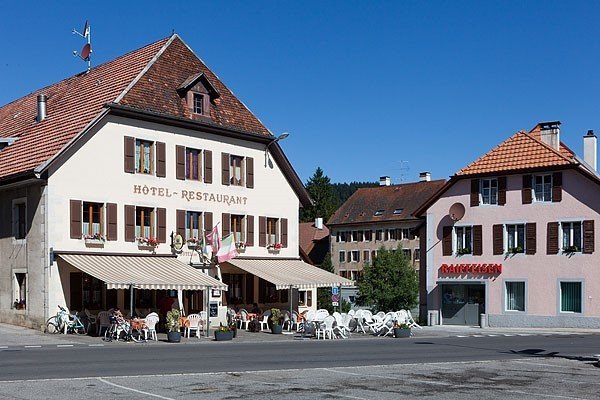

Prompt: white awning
xmin=225 ymin=258 xmax=354 ymax=290
xmin=59 ymin=254 xmax=227 ymax=291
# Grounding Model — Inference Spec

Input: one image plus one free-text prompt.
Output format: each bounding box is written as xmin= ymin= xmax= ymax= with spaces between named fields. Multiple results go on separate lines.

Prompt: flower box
xmin=267 ymin=243 xmax=283 ymax=253
xmin=214 ymin=330 xmax=233 ymax=341
xmin=84 ymin=238 xmax=105 ymax=247
xmin=393 ymin=327 xmax=411 ymax=338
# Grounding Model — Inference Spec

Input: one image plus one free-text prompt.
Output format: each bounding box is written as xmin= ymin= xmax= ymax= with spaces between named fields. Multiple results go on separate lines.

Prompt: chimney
xmin=379 ymin=176 xmax=391 ymax=186
xmin=37 ymin=94 xmax=47 ymax=122
xmin=315 ymin=217 xmax=323 ymax=230
xmin=583 ymin=129 xmax=597 ymax=171
xmin=419 ymin=171 xmax=431 ymax=182
xmin=539 ymin=121 xmax=561 ymax=150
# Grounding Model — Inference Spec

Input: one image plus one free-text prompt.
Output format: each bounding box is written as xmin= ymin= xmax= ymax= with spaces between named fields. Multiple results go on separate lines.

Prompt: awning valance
xmin=225 ymin=258 xmax=354 ymax=290
xmin=58 ymin=254 xmax=227 ymax=291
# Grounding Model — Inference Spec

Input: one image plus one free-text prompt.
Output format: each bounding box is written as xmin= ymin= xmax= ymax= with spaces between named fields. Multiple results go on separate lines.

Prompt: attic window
xmin=0 ymin=138 xmax=17 ymax=151
xmin=374 ymin=210 xmax=385 ymax=216
xmin=193 ymin=93 xmax=205 ymax=115
xmin=393 ymin=208 xmax=403 ymax=215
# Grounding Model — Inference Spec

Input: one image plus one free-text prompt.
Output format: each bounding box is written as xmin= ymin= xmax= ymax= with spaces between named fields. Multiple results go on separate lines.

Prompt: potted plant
xmin=267 ymin=243 xmax=283 ymax=253
xmin=456 ymin=247 xmax=471 ymax=255
xmin=507 ymin=246 xmax=524 ymax=255
xmin=563 ymin=245 xmax=580 ymax=254
xmin=186 ymin=237 xmax=200 ymax=250
xmin=270 ymin=308 xmax=283 ymax=334
xmin=214 ymin=324 xmax=234 ymax=341
xmin=235 ymin=242 xmax=247 ymax=251
xmin=166 ymin=309 xmax=181 ymax=342
xmin=393 ymin=322 xmax=411 ymax=338
xmin=228 ymin=321 xmax=238 ymax=338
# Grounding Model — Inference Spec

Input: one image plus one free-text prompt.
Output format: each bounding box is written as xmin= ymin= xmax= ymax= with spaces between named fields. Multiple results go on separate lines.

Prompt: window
xmin=363 ymin=250 xmax=370 ymax=263
xmin=364 ymin=230 xmax=372 ymax=241
xmin=338 ymin=231 xmax=347 ymax=242
xmin=135 ymin=139 xmax=154 ymax=174
xmin=561 ymin=221 xmax=582 ymax=252
xmin=506 ymin=224 xmax=525 ymax=253
xmin=185 ymin=148 xmax=202 ymax=180
xmin=533 ymin=174 xmax=552 ymax=202
xmin=414 ymin=248 xmax=420 ymax=261
xmin=185 ymin=211 xmax=203 ymax=241
xmin=82 ymin=202 xmax=103 ymax=237
xmin=266 ymin=217 xmax=279 ymax=245
xmin=371 ymin=250 xmax=377 ymax=260
xmin=135 ymin=207 xmax=155 ymax=239
xmin=480 ymin=178 xmax=498 ymax=205
xmin=393 ymin=208 xmax=403 ymax=215
xmin=231 ymin=214 xmax=245 ymax=243
xmin=13 ymin=200 xmax=26 ymax=240
xmin=298 ymin=290 xmax=312 ymax=307
xmin=339 ymin=251 xmax=346 ymax=263
xmin=13 ymin=272 xmax=26 ymax=310
xmin=455 ymin=226 xmax=472 ymax=254
xmin=560 ymin=282 xmax=582 ymax=313
xmin=401 ymin=228 xmax=412 ymax=240
xmin=389 ymin=229 xmax=400 ymax=240
xmin=402 ymin=249 xmax=411 ymax=260
xmin=193 ymin=93 xmax=204 ymax=115
xmin=374 ymin=209 xmax=384 ymax=216
xmin=505 ymin=282 xmax=525 ymax=311
xmin=351 ymin=231 xmax=358 ymax=242
xmin=375 ymin=230 xmax=383 ymax=241
xmin=230 ymin=155 xmax=244 ymax=186
xmin=351 ymin=250 xmax=360 ymax=262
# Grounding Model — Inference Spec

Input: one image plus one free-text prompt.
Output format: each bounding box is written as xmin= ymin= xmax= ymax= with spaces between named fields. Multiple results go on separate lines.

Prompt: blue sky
xmin=2 ymin=1 xmax=600 ymax=184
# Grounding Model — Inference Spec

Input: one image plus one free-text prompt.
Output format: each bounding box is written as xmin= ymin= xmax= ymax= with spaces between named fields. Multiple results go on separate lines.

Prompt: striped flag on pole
xmin=216 ymin=233 xmax=238 ymax=263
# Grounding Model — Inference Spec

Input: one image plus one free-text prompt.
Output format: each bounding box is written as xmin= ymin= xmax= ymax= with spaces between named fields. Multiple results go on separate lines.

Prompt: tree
xmin=316 ymin=253 xmax=350 ymax=313
xmin=356 ymin=247 xmax=418 ymax=312
xmin=300 ymin=167 xmax=338 ymax=223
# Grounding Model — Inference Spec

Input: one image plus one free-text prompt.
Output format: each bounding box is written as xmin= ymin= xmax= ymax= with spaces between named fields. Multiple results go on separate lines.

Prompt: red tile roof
xmin=299 ymin=222 xmax=330 ymax=266
xmin=0 ymin=35 xmax=271 ymax=181
xmin=327 ymin=179 xmax=446 ymax=226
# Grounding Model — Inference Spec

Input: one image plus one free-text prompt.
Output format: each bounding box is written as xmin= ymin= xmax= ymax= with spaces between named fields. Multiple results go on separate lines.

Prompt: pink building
xmin=416 ymin=122 xmax=599 ymax=327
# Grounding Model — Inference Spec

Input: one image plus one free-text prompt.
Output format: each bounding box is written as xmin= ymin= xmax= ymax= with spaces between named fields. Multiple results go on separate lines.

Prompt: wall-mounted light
xmin=264 ymin=132 xmax=290 ymax=168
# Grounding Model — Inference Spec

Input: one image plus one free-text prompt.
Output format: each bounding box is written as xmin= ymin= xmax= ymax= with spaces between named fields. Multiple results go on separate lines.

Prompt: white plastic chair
xmin=407 ymin=310 xmax=422 ymax=329
xmin=143 ymin=314 xmax=159 ymax=340
xmin=259 ymin=314 xmax=270 ymax=331
xmin=377 ymin=313 xmax=395 ymax=337
xmin=186 ymin=313 xmax=202 ymax=338
xmin=316 ymin=315 xmax=335 ymax=340
xmin=239 ymin=309 xmax=249 ymax=330
xmin=97 ymin=311 xmax=111 ymax=336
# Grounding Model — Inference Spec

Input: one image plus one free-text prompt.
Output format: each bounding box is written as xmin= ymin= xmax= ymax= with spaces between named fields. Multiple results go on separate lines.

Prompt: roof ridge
xmin=523 ymin=130 xmax=575 ymax=164
xmin=456 ymin=131 xmax=523 ymax=175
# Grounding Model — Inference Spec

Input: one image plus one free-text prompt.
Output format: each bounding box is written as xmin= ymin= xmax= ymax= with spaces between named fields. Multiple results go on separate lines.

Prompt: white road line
xmin=56 ymin=345 xmax=73 ymax=348
xmin=472 ymin=335 xmax=484 ymax=337
xmin=0 ymin=346 xmax=8 ymax=349
xmin=88 ymin=344 xmax=104 ymax=347
xmin=24 ymin=345 xmax=41 ymax=348
xmin=487 ymin=334 xmax=498 ymax=337
xmin=456 ymin=335 xmax=468 ymax=337
xmin=97 ymin=377 xmax=174 ymax=400
xmin=517 ymin=334 xmax=532 ymax=336
xmin=503 ymin=334 xmax=515 ymax=336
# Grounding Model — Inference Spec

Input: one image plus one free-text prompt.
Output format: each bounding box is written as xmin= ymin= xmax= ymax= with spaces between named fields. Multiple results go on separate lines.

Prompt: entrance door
xmin=441 ymin=284 xmax=485 ymax=325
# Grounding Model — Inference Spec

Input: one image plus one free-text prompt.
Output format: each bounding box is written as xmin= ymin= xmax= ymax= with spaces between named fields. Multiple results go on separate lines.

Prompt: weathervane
xmin=72 ymin=20 xmax=92 ymax=72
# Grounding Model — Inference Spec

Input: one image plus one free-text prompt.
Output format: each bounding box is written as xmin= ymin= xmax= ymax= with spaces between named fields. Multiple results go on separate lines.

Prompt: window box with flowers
xmin=83 ymin=233 xmax=106 ymax=247
xmin=137 ymin=237 xmax=159 ymax=251
xmin=186 ymin=237 xmax=201 ymax=250
xmin=562 ymin=245 xmax=580 ymax=254
xmin=267 ymin=243 xmax=283 ymax=253
xmin=235 ymin=242 xmax=247 ymax=252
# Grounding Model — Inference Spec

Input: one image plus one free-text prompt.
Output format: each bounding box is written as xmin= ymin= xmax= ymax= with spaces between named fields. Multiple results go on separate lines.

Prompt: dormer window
xmin=374 ymin=209 xmax=384 ymax=216
xmin=393 ymin=208 xmax=403 ymax=215
xmin=178 ymin=72 xmax=220 ymax=119
xmin=193 ymin=93 xmax=205 ymax=115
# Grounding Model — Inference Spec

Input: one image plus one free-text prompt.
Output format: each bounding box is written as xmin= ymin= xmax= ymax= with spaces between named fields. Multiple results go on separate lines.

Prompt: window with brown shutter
xmin=498 ymin=176 xmax=507 ymax=206
xmin=221 ymin=153 xmax=230 ymax=186
xmin=70 ymin=200 xmax=82 ymax=239
xmin=176 ymin=210 xmax=185 ymax=237
xmin=522 ymin=175 xmax=532 ymax=204
xmin=176 ymin=145 xmax=185 ymax=180
xmin=204 ymin=212 xmax=213 ymax=235
xmin=106 ymin=203 xmax=117 ymax=241
xmin=246 ymin=215 xmax=254 ymax=246
xmin=493 ymin=224 xmax=504 ymax=255
xmin=203 ymin=150 xmax=212 ymax=184
xmin=222 ymin=213 xmax=231 ymax=236
xmin=583 ymin=220 xmax=595 ymax=254
xmin=124 ymin=205 xmax=136 ymax=242
xmin=157 ymin=208 xmax=166 ymax=243
xmin=124 ymin=136 xmax=135 ymax=173
xmin=526 ymin=223 xmax=536 ymax=255
xmin=552 ymin=172 xmax=562 ymax=202
xmin=472 ymin=225 xmax=483 ymax=256
xmin=281 ymin=218 xmax=288 ymax=248
xmin=259 ymin=216 xmax=267 ymax=247
xmin=246 ymin=157 xmax=254 ymax=189
xmin=470 ymin=179 xmax=479 ymax=207
xmin=156 ymin=142 xmax=166 ymax=177
xmin=547 ymin=222 xmax=559 ymax=254
xmin=442 ymin=226 xmax=452 ymax=256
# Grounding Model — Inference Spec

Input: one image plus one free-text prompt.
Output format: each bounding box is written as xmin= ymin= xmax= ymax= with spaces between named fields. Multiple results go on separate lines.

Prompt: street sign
xmin=331 ymin=287 xmax=339 ymax=295
xmin=332 ymin=301 xmax=339 ymax=306
xmin=331 ymin=294 xmax=340 ymax=302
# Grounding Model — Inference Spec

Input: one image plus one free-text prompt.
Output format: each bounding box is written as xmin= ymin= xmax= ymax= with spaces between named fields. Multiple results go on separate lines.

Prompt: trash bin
xmin=479 ymin=313 xmax=487 ymax=328
xmin=427 ymin=310 xmax=439 ymax=326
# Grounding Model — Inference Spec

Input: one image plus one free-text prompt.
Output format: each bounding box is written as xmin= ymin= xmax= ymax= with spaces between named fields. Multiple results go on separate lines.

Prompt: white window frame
xmin=533 ymin=174 xmax=552 ymax=202
xmin=454 ymin=225 xmax=473 ymax=255
xmin=560 ymin=221 xmax=582 ymax=253
xmin=351 ymin=250 xmax=360 ymax=263
xmin=339 ymin=251 xmax=346 ymax=263
xmin=12 ymin=198 xmax=27 ymax=243
xmin=363 ymin=250 xmax=370 ymax=263
xmin=505 ymin=223 xmax=525 ymax=254
xmin=504 ymin=281 xmax=526 ymax=312
xmin=480 ymin=178 xmax=498 ymax=205
xmin=401 ymin=228 xmax=411 ymax=240
xmin=135 ymin=139 xmax=154 ymax=175
xmin=12 ymin=269 xmax=27 ymax=310
xmin=559 ymin=281 xmax=583 ymax=314
xmin=298 ymin=290 xmax=312 ymax=307
xmin=229 ymin=154 xmax=246 ymax=186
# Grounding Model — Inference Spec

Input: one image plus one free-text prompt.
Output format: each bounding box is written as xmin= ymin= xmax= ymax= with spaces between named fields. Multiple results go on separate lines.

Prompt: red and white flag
xmin=206 ymin=224 xmax=220 ymax=252
xmin=217 ymin=233 xmax=238 ymax=263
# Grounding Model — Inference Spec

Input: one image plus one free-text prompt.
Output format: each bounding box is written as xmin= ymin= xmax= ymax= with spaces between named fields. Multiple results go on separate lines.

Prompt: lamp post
xmin=264 ymin=132 xmax=289 ymax=167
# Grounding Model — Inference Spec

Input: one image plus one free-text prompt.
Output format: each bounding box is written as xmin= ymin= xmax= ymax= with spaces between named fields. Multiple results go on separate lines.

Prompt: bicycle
xmin=45 ymin=306 xmax=87 ymax=334
xmin=103 ymin=315 xmax=146 ymax=342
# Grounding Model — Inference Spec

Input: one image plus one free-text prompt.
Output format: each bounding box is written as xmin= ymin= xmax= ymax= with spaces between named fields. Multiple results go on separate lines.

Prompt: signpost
xmin=331 ymin=287 xmax=340 ymax=311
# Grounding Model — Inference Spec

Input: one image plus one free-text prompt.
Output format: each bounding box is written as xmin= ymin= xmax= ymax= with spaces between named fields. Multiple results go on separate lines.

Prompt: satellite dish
xmin=80 ymin=43 xmax=91 ymax=61
xmin=449 ymin=202 xmax=465 ymax=222
xmin=173 ymin=234 xmax=184 ymax=251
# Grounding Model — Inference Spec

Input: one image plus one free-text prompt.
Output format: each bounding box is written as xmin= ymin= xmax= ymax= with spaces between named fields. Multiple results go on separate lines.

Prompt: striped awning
xmin=225 ymin=258 xmax=354 ymax=290
xmin=58 ymin=254 xmax=227 ymax=291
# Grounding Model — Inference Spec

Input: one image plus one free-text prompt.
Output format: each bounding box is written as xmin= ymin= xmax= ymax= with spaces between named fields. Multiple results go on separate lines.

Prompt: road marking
xmin=456 ymin=335 xmax=468 ymax=337
xmin=503 ymin=334 xmax=515 ymax=336
xmin=88 ymin=344 xmax=104 ymax=347
xmin=487 ymin=334 xmax=498 ymax=337
xmin=98 ymin=377 xmax=174 ymax=400
xmin=24 ymin=345 xmax=41 ymax=348
xmin=472 ymin=335 xmax=484 ymax=337
xmin=517 ymin=334 xmax=531 ymax=336
xmin=0 ymin=346 xmax=8 ymax=349
xmin=56 ymin=345 xmax=73 ymax=348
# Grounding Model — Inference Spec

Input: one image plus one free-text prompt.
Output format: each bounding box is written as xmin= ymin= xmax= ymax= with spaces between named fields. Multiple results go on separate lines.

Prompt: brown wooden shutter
xmin=106 ymin=203 xmax=117 ymax=241
xmin=552 ymin=172 xmax=562 ymax=202
xmin=546 ymin=222 xmax=559 ymax=254
xmin=204 ymin=212 xmax=213 ymax=236
xmin=526 ymin=223 xmax=536 ymax=255
xmin=176 ymin=210 xmax=185 ymax=237
xmin=259 ymin=216 xmax=267 ymax=247
xmin=498 ymin=176 xmax=507 ymax=206
xmin=470 ymin=179 xmax=479 ymax=207
xmin=156 ymin=142 xmax=166 ymax=177
xmin=246 ymin=157 xmax=254 ymax=189
xmin=124 ymin=205 xmax=135 ymax=242
xmin=472 ymin=225 xmax=482 ymax=256
xmin=176 ymin=145 xmax=185 ymax=180
xmin=246 ymin=215 xmax=254 ymax=246
xmin=281 ymin=218 xmax=288 ymax=248
xmin=522 ymin=175 xmax=532 ymax=204
xmin=124 ymin=136 xmax=135 ymax=173
xmin=203 ymin=150 xmax=212 ymax=184
xmin=583 ymin=220 xmax=595 ymax=254
xmin=222 ymin=213 xmax=231 ymax=236
xmin=69 ymin=200 xmax=82 ymax=239
xmin=157 ymin=208 xmax=166 ymax=243
xmin=493 ymin=224 xmax=504 ymax=255
xmin=442 ymin=226 xmax=453 ymax=256
xmin=221 ymin=153 xmax=230 ymax=186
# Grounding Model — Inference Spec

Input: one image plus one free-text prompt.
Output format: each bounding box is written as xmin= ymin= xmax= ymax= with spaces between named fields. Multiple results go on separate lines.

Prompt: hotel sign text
xmin=440 ymin=263 xmax=502 ymax=275
xmin=133 ymin=185 xmax=248 ymax=206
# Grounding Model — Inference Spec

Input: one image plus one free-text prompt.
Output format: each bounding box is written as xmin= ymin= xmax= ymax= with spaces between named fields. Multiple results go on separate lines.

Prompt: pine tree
xmin=300 ymin=167 xmax=338 ymax=223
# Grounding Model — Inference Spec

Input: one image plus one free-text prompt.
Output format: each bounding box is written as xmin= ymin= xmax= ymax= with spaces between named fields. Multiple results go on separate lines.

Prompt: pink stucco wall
xmin=425 ymin=169 xmax=600 ymax=325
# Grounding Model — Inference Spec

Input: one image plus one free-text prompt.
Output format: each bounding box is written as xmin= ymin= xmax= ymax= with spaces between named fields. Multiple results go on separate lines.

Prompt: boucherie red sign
xmin=440 ymin=263 xmax=502 ymax=275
